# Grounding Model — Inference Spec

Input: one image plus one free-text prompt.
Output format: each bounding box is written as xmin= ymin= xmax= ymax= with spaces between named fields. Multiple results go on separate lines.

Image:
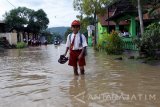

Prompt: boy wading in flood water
xmin=63 ymin=20 xmax=88 ymax=76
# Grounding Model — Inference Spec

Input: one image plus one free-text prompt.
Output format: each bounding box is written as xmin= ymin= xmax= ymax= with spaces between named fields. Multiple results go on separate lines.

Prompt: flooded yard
xmin=0 ymin=44 xmax=160 ymax=107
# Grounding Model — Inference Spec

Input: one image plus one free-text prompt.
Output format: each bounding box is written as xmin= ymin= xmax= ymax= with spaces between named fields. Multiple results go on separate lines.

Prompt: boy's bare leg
xmin=79 ymin=66 xmax=85 ymax=75
xmin=73 ymin=66 xmax=79 ymax=75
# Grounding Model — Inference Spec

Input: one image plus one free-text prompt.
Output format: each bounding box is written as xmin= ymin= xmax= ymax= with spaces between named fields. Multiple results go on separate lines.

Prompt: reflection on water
xmin=0 ymin=44 xmax=160 ymax=107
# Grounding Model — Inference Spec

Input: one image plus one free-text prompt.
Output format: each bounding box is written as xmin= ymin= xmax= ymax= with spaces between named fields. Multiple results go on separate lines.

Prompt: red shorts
xmin=68 ymin=50 xmax=86 ymax=67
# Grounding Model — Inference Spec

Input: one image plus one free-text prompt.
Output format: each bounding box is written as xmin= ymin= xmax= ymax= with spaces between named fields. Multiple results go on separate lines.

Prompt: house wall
xmin=0 ymin=33 xmax=17 ymax=45
xmin=98 ymin=22 xmax=108 ymax=43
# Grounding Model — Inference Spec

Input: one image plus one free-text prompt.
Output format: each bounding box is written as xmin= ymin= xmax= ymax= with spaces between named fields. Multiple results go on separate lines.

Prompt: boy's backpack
xmin=69 ymin=33 xmax=87 ymax=56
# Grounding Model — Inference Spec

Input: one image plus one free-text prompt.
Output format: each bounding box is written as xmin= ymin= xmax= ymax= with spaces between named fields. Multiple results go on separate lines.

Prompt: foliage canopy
xmin=4 ymin=7 xmax=49 ymax=35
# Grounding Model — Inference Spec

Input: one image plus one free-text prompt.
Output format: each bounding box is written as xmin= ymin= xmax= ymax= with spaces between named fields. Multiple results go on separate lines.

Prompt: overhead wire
xmin=6 ymin=0 xmax=16 ymax=8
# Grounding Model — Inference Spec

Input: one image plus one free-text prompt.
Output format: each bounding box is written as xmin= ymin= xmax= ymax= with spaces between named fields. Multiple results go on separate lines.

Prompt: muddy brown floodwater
xmin=0 ymin=44 xmax=160 ymax=107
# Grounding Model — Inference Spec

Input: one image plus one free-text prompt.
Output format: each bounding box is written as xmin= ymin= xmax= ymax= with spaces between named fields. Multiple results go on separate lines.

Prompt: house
xmin=0 ymin=20 xmax=17 ymax=45
xmin=97 ymin=0 xmax=159 ymax=50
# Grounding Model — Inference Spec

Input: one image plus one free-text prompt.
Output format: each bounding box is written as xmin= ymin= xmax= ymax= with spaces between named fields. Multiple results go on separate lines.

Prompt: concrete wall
xmin=0 ymin=33 xmax=17 ymax=45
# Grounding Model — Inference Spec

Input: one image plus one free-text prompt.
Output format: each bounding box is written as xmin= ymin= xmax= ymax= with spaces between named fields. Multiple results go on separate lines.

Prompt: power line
xmin=6 ymin=0 xmax=16 ymax=8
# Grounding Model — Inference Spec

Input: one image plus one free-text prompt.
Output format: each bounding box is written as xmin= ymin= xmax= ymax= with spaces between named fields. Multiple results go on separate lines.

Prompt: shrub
xmin=140 ymin=23 xmax=160 ymax=59
xmin=95 ymin=42 xmax=103 ymax=51
xmin=16 ymin=42 xmax=27 ymax=49
xmin=105 ymin=31 xmax=124 ymax=55
xmin=96 ymin=33 xmax=109 ymax=50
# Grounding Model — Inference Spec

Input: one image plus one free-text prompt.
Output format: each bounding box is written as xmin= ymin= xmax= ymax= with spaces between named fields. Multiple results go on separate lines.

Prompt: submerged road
xmin=0 ymin=44 xmax=160 ymax=107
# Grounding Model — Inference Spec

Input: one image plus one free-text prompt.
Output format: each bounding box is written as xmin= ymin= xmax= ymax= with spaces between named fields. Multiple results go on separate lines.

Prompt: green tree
xmin=73 ymin=0 xmax=109 ymax=45
xmin=32 ymin=9 xmax=49 ymax=31
xmin=4 ymin=7 xmax=32 ymax=31
xmin=77 ymin=16 xmax=94 ymax=33
xmin=27 ymin=9 xmax=49 ymax=36
xmin=135 ymin=23 xmax=160 ymax=59
xmin=4 ymin=7 xmax=49 ymax=37
xmin=28 ymin=9 xmax=49 ymax=36
xmin=73 ymin=0 xmax=109 ymax=16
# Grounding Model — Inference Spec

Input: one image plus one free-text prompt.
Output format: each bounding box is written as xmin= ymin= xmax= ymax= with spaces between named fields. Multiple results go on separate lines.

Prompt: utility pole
xmin=94 ymin=12 xmax=97 ymax=46
xmin=93 ymin=0 xmax=97 ymax=46
xmin=107 ymin=7 xmax=110 ymax=33
xmin=137 ymin=0 xmax=144 ymax=35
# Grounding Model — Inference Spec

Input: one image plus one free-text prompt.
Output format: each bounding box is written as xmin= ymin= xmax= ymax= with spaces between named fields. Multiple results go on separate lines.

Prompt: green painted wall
xmin=98 ymin=22 xmax=108 ymax=43
xmin=97 ymin=17 xmax=138 ymax=50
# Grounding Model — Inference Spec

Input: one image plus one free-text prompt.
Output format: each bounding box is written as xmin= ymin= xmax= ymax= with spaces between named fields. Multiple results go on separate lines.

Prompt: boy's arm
xmin=80 ymin=46 xmax=86 ymax=55
xmin=63 ymin=34 xmax=70 ymax=56
xmin=64 ymin=47 xmax=69 ymax=56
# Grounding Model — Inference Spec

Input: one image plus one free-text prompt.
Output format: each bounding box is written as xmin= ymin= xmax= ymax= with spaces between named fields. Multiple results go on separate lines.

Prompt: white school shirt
xmin=66 ymin=32 xmax=88 ymax=50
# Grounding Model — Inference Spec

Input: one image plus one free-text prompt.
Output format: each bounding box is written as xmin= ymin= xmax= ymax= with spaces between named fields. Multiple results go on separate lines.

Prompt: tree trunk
xmin=137 ymin=0 xmax=144 ymax=35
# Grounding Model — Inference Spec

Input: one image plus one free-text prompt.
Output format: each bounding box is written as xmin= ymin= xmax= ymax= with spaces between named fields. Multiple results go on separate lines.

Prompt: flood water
xmin=0 ymin=44 xmax=160 ymax=107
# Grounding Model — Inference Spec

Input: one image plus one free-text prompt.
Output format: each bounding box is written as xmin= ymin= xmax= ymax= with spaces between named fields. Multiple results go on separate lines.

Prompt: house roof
xmin=106 ymin=0 xmax=151 ymax=21
xmin=98 ymin=13 xmax=115 ymax=26
xmin=135 ymin=13 xmax=158 ymax=21
xmin=149 ymin=7 xmax=160 ymax=19
xmin=108 ymin=0 xmax=132 ymax=8
xmin=106 ymin=2 xmax=137 ymax=21
xmin=98 ymin=11 xmax=155 ymax=27
xmin=98 ymin=0 xmax=159 ymax=26
xmin=98 ymin=12 xmax=130 ymax=26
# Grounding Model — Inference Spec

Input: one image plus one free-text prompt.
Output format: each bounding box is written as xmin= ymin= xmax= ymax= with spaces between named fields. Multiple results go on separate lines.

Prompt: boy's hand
xmin=63 ymin=53 xmax=67 ymax=56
